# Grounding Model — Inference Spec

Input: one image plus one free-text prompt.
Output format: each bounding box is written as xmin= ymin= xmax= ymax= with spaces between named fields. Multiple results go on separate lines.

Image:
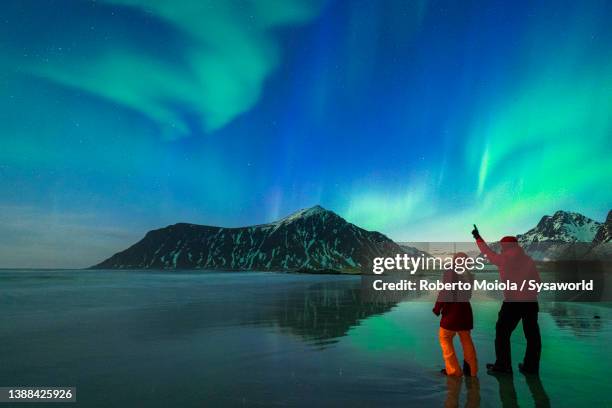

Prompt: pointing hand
xmin=471 ymin=224 xmax=481 ymax=240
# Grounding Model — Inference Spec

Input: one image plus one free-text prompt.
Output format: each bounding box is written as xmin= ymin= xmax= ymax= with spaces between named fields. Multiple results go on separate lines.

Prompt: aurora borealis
xmin=1 ymin=0 xmax=611 ymax=267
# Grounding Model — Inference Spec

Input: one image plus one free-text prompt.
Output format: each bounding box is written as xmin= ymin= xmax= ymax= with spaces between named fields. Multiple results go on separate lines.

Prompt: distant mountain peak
xmin=285 ymin=205 xmax=330 ymax=218
xmin=515 ymin=209 xmax=607 ymax=261
xmin=521 ymin=210 xmax=601 ymax=243
xmin=274 ymin=205 xmax=336 ymax=224
xmin=308 ymin=204 xmax=326 ymax=212
xmin=538 ymin=210 xmax=593 ymax=226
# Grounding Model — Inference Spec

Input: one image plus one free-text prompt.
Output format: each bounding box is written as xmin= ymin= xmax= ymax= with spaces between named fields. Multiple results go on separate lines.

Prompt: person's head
xmin=453 ymin=252 xmax=468 ymax=262
xmin=453 ymin=252 xmax=470 ymax=276
xmin=500 ymin=236 xmax=520 ymax=253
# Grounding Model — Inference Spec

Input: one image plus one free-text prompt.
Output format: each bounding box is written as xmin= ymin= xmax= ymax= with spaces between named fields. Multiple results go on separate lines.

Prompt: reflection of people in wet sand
xmin=433 ymin=253 xmax=478 ymax=377
xmin=472 ymin=226 xmax=541 ymax=375
xmin=492 ymin=373 xmax=551 ymax=408
xmin=444 ymin=376 xmax=480 ymax=408
xmin=524 ymin=374 xmax=551 ymax=407
xmin=493 ymin=374 xmax=518 ymax=408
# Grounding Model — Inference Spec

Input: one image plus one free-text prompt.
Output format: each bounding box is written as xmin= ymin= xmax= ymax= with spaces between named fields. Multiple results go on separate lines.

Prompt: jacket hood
xmin=500 ymin=236 xmax=522 ymax=253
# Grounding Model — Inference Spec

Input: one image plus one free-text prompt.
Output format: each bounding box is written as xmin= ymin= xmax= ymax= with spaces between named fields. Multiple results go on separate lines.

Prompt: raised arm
xmin=472 ymin=226 xmax=503 ymax=266
xmin=475 ymin=238 xmax=503 ymax=266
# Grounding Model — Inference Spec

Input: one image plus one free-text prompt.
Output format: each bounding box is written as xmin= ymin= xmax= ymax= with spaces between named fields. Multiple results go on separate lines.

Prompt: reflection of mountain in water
xmin=108 ymin=274 xmax=395 ymax=346
xmin=273 ymin=281 xmax=396 ymax=346
xmin=542 ymin=302 xmax=605 ymax=336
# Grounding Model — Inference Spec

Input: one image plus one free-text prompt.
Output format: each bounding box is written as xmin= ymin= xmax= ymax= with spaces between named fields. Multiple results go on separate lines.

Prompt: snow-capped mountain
xmin=517 ymin=210 xmax=603 ymax=260
xmin=518 ymin=210 xmax=601 ymax=243
xmin=92 ymin=205 xmax=413 ymax=273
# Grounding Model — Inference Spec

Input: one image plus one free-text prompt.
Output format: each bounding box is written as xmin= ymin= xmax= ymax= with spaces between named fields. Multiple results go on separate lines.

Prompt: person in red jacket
xmin=433 ymin=252 xmax=478 ymax=377
xmin=472 ymin=226 xmax=541 ymax=375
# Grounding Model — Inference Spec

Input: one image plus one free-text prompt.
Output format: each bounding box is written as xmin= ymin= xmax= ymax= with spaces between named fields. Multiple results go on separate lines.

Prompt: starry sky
xmin=1 ymin=0 xmax=611 ymax=268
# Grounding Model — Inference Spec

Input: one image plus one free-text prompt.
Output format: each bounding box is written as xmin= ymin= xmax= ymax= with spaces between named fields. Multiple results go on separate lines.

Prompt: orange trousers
xmin=439 ymin=327 xmax=478 ymax=376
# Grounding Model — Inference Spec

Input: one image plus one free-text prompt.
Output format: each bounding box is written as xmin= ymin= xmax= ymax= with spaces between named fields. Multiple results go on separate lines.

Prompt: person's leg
xmin=458 ymin=330 xmax=478 ymax=376
xmin=521 ymin=302 xmax=541 ymax=372
xmin=439 ymin=328 xmax=462 ymax=376
xmin=495 ymin=302 xmax=522 ymax=369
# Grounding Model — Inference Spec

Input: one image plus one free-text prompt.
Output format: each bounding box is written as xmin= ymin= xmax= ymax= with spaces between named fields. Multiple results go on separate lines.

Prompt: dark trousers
xmin=495 ymin=302 xmax=541 ymax=370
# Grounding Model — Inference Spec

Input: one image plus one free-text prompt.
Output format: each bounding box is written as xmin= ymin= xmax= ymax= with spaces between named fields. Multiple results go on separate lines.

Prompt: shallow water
xmin=0 ymin=270 xmax=609 ymax=407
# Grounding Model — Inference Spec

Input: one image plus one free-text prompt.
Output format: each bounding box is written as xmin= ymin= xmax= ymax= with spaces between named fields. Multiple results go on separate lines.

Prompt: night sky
xmin=1 ymin=0 xmax=611 ymax=268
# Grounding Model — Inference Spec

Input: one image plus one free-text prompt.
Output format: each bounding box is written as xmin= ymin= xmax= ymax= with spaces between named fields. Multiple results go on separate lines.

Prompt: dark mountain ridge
xmin=93 ymin=205 xmax=415 ymax=273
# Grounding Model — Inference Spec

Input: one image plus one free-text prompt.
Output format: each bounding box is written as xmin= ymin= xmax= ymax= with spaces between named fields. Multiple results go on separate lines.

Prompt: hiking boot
xmin=463 ymin=360 xmax=472 ymax=376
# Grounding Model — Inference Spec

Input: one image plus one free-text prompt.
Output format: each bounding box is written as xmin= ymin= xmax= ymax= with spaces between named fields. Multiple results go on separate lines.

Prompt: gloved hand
xmin=471 ymin=226 xmax=481 ymax=240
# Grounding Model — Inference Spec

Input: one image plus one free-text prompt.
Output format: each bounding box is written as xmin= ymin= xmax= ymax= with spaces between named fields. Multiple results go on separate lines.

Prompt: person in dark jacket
xmin=433 ymin=252 xmax=478 ymax=376
xmin=472 ymin=226 xmax=542 ymax=375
